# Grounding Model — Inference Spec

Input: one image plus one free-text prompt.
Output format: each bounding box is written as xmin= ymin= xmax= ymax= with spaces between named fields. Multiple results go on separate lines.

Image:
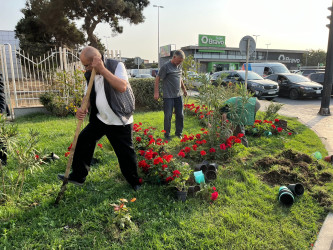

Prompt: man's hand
xmin=91 ymin=56 xmax=106 ymax=74
xmin=76 ymin=107 xmax=88 ymax=120
xmin=183 ymin=90 xmax=188 ymax=97
xmin=154 ymin=92 xmax=159 ymax=100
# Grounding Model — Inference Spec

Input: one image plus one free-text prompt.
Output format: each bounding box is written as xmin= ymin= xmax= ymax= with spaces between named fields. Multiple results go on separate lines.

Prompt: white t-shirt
xmin=87 ymin=62 xmax=133 ymax=125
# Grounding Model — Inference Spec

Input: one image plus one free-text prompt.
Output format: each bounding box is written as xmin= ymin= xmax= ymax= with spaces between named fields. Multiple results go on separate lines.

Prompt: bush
xmin=130 ymin=78 xmax=163 ymax=111
xmin=39 ymin=69 xmax=85 ymax=116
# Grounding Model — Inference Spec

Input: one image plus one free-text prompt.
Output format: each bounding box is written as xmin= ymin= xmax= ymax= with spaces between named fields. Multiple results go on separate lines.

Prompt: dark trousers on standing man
xmin=163 ymin=96 xmax=184 ymax=138
xmin=71 ymin=118 xmax=140 ymax=188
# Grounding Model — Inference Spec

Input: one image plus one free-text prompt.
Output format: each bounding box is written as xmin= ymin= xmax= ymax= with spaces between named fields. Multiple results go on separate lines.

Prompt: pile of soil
xmin=255 ymin=149 xmax=333 ymax=208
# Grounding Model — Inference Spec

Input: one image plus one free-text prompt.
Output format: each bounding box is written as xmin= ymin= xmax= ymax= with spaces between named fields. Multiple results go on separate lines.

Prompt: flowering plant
xmin=195 ymin=185 xmax=219 ymax=202
xmin=110 ymin=197 xmax=136 ymax=230
xmin=165 ymin=162 xmax=193 ymax=191
xmin=246 ymin=119 xmax=292 ymax=136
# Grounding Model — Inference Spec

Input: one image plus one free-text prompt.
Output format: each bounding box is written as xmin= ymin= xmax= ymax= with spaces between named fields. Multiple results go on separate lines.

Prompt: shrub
xmin=130 ymin=78 xmax=163 ymax=111
xmin=40 ymin=69 xmax=85 ymax=116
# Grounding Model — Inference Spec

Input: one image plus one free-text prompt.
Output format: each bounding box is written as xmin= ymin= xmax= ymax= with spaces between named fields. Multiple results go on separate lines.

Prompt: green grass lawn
xmin=0 ymin=110 xmax=332 ymax=249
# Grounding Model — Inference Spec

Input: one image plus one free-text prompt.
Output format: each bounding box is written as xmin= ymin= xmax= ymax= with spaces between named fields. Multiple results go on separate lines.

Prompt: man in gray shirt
xmin=154 ymin=50 xmax=187 ymax=140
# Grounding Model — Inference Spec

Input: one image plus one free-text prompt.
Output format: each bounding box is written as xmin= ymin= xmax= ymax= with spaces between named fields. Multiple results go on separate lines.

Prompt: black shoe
xmin=176 ymin=135 xmax=182 ymax=139
xmin=164 ymin=135 xmax=171 ymax=141
xmin=57 ymin=174 xmax=85 ymax=186
xmin=133 ymin=185 xmax=141 ymax=191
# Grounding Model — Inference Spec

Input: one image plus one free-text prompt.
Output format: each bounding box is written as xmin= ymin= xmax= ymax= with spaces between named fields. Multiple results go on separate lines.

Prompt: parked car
xmin=301 ymin=69 xmax=325 ymax=77
xmin=184 ymin=71 xmax=204 ymax=88
xmin=265 ymin=73 xmax=323 ymax=99
xmin=308 ymin=72 xmax=333 ymax=94
xmin=134 ymin=74 xmax=154 ymax=79
xmin=211 ymin=70 xmax=279 ymax=100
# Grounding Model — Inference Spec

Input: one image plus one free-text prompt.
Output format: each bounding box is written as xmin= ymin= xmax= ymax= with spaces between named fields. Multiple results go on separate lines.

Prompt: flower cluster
xmin=177 ymin=130 xmax=244 ymax=161
xmin=110 ymin=198 xmax=136 ymax=230
xmin=247 ymin=119 xmax=292 ymax=136
xmin=184 ymin=103 xmax=214 ymax=121
xmin=133 ymin=122 xmax=168 ymax=152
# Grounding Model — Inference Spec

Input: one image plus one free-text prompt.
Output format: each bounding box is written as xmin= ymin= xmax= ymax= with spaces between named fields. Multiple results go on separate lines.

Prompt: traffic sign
xmin=239 ymin=36 xmax=256 ymax=56
xmin=134 ymin=57 xmax=143 ymax=65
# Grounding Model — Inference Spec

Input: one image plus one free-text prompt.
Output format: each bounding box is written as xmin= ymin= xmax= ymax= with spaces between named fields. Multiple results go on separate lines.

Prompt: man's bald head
xmin=80 ymin=46 xmax=101 ymax=62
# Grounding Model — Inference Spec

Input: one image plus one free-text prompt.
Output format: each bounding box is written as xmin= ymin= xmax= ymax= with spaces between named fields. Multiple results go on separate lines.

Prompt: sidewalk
xmin=259 ymin=99 xmax=333 ymax=250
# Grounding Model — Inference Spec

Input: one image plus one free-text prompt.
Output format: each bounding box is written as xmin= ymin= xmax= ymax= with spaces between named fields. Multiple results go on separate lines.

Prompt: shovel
xmin=55 ymin=69 xmax=96 ymax=205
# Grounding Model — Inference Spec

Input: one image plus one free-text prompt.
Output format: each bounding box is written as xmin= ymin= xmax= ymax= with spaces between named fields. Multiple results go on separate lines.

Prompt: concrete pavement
xmin=259 ymin=97 xmax=333 ymax=250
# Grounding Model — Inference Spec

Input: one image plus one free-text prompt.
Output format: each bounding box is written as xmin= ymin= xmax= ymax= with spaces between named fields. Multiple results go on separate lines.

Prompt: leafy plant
xmin=110 ymin=198 xmax=137 ymax=230
xmin=166 ymin=162 xmax=193 ymax=191
xmin=40 ymin=69 xmax=85 ymax=116
xmin=263 ymin=102 xmax=284 ymax=121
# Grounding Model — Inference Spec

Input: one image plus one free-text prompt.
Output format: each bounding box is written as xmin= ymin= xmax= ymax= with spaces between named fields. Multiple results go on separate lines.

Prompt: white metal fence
xmin=0 ymin=44 xmax=122 ymax=117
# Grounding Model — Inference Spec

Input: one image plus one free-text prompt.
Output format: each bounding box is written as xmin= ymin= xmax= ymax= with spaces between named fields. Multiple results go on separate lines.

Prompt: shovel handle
xmin=63 ymin=69 xmax=96 ymax=179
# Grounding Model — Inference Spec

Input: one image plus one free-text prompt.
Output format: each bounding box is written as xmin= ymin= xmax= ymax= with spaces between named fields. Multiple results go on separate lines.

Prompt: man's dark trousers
xmin=163 ymin=96 xmax=184 ymax=138
xmin=71 ymin=118 xmax=140 ymax=187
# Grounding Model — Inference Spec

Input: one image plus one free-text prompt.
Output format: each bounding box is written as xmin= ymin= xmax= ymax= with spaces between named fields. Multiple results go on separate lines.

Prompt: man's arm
xmin=180 ymin=79 xmax=187 ymax=97
xmin=154 ymin=76 xmax=160 ymax=100
xmin=92 ymin=56 xmax=127 ymax=93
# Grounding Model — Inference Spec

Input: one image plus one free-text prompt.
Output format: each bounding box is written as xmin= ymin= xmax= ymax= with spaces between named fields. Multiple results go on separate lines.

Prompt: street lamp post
xmin=153 ymin=5 xmax=164 ymax=68
xmin=253 ymin=35 xmax=260 ymax=62
xmin=265 ymin=43 xmax=271 ymax=61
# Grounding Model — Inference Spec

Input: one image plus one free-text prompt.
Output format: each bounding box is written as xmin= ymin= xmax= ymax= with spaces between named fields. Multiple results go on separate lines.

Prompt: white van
xmin=241 ymin=63 xmax=290 ymax=77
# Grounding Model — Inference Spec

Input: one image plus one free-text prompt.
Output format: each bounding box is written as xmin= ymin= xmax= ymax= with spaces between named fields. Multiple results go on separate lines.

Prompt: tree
xmin=29 ymin=0 xmax=150 ymax=51
xmin=302 ymin=49 xmax=327 ymax=67
xmin=15 ymin=1 xmax=85 ymax=57
xmin=124 ymin=58 xmax=146 ymax=69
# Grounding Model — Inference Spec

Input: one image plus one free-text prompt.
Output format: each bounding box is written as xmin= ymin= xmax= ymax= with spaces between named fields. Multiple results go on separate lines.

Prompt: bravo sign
xmin=198 ymin=34 xmax=226 ymax=48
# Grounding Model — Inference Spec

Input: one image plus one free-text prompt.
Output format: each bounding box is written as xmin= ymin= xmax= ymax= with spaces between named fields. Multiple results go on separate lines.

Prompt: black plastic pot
xmin=176 ymin=190 xmax=187 ymax=202
xmin=187 ymin=185 xmax=201 ymax=197
xmin=287 ymin=183 xmax=304 ymax=196
xmin=205 ymin=170 xmax=217 ymax=182
xmin=278 ymin=186 xmax=294 ymax=206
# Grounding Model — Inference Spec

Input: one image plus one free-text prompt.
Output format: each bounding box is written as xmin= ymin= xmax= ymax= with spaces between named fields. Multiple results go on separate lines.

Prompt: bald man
xmin=58 ymin=46 xmax=141 ymax=191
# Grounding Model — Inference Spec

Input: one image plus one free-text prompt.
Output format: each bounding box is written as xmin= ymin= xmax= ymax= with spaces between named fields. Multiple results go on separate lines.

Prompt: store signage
xmin=198 ymin=34 xmax=226 ymax=48
xmin=278 ymin=54 xmax=300 ymax=64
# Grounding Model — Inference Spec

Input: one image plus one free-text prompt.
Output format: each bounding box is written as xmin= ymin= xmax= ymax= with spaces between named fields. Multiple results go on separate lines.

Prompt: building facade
xmin=160 ymin=34 xmax=306 ymax=73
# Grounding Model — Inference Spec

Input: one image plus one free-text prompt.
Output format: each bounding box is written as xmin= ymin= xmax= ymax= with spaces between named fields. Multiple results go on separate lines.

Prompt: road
xmin=259 ymin=97 xmax=333 ymax=155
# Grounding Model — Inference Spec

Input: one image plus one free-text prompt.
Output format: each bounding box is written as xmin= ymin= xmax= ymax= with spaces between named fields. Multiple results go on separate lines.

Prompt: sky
xmin=0 ymin=0 xmax=332 ymax=62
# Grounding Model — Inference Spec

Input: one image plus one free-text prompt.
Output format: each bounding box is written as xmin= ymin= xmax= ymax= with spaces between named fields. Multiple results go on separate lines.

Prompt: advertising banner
xmin=198 ymin=34 xmax=226 ymax=48
xmin=160 ymin=45 xmax=171 ymax=57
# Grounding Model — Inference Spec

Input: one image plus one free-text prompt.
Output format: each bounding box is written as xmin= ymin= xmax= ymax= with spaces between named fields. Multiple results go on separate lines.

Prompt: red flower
xmin=173 ymin=170 xmax=181 ymax=177
xmin=165 ymin=176 xmax=174 ymax=182
xmin=163 ymin=154 xmax=173 ymax=162
xmin=202 ymin=139 xmax=207 ymax=144
xmin=271 ymin=124 xmax=276 ymax=129
xmin=148 ymin=138 xmax=156 ymax=145
xmin=192 ymin=144 xmax=198 ymax=151
xmin=161 ymin=130 xmax=166 ymax=133
xmin=277 ymin=127 xmax=283 ymax=132
xmin=211 ymin=191 xmax=219 ymax=201
xmin=200 ymin=128 xmax=205 ymax=131
xmin=237 ymin=133 xmax=244 ymax=138
xmin=212 ymin=187 xmax=216 ymax=191
xmin=196 ymin=134 xmax=201 ymax=139
xmin=139 ymin=122 xmax=142 ymax=125
xmin=35 ymin=154 xmax=39 ymax=160
xmin=139 ymin=150 xmax=145 ymax=156
xmin=288 ymin=132 xmax=292 ymax=136
xmin=199 ymin=115 xmax=204 ymax=119
xmin=220 ymin=143 xmax=226 ymax=150
xmin=200 ymin=150 xmax=207 ymax=156
xmin=178 ymin=151 xmax=185 ymax=158
xmin=68 ymin=143 xmax=72 ymax=151
xmin=185 ymin=147 xmax=191 ymax=153
xmin=209 ymin=148 xmax=216 ymax=153
xmin=275 ymin=118 xmax=280 ymax=123
xmin=153 ymin=157 xmax=163 ymax=165
xmin=139 ymin=178 xmax=143 ymax=184
xmin=234 ymin=138 xmax=241 ymax=144
xmin=148 ymin=135 xmax=153 ymax=139
xmin=162 ymin=164 xmax=168 ymax=170
xmin=97 ymin=143 xmax=103 ymax=148
xmin=65 ymin=152 xmax=70 ymax=157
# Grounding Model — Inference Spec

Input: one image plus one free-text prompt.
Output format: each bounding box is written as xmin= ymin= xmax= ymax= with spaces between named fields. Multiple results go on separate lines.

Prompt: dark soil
xmin=255 ymin=149 xmax=332 ymax=209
